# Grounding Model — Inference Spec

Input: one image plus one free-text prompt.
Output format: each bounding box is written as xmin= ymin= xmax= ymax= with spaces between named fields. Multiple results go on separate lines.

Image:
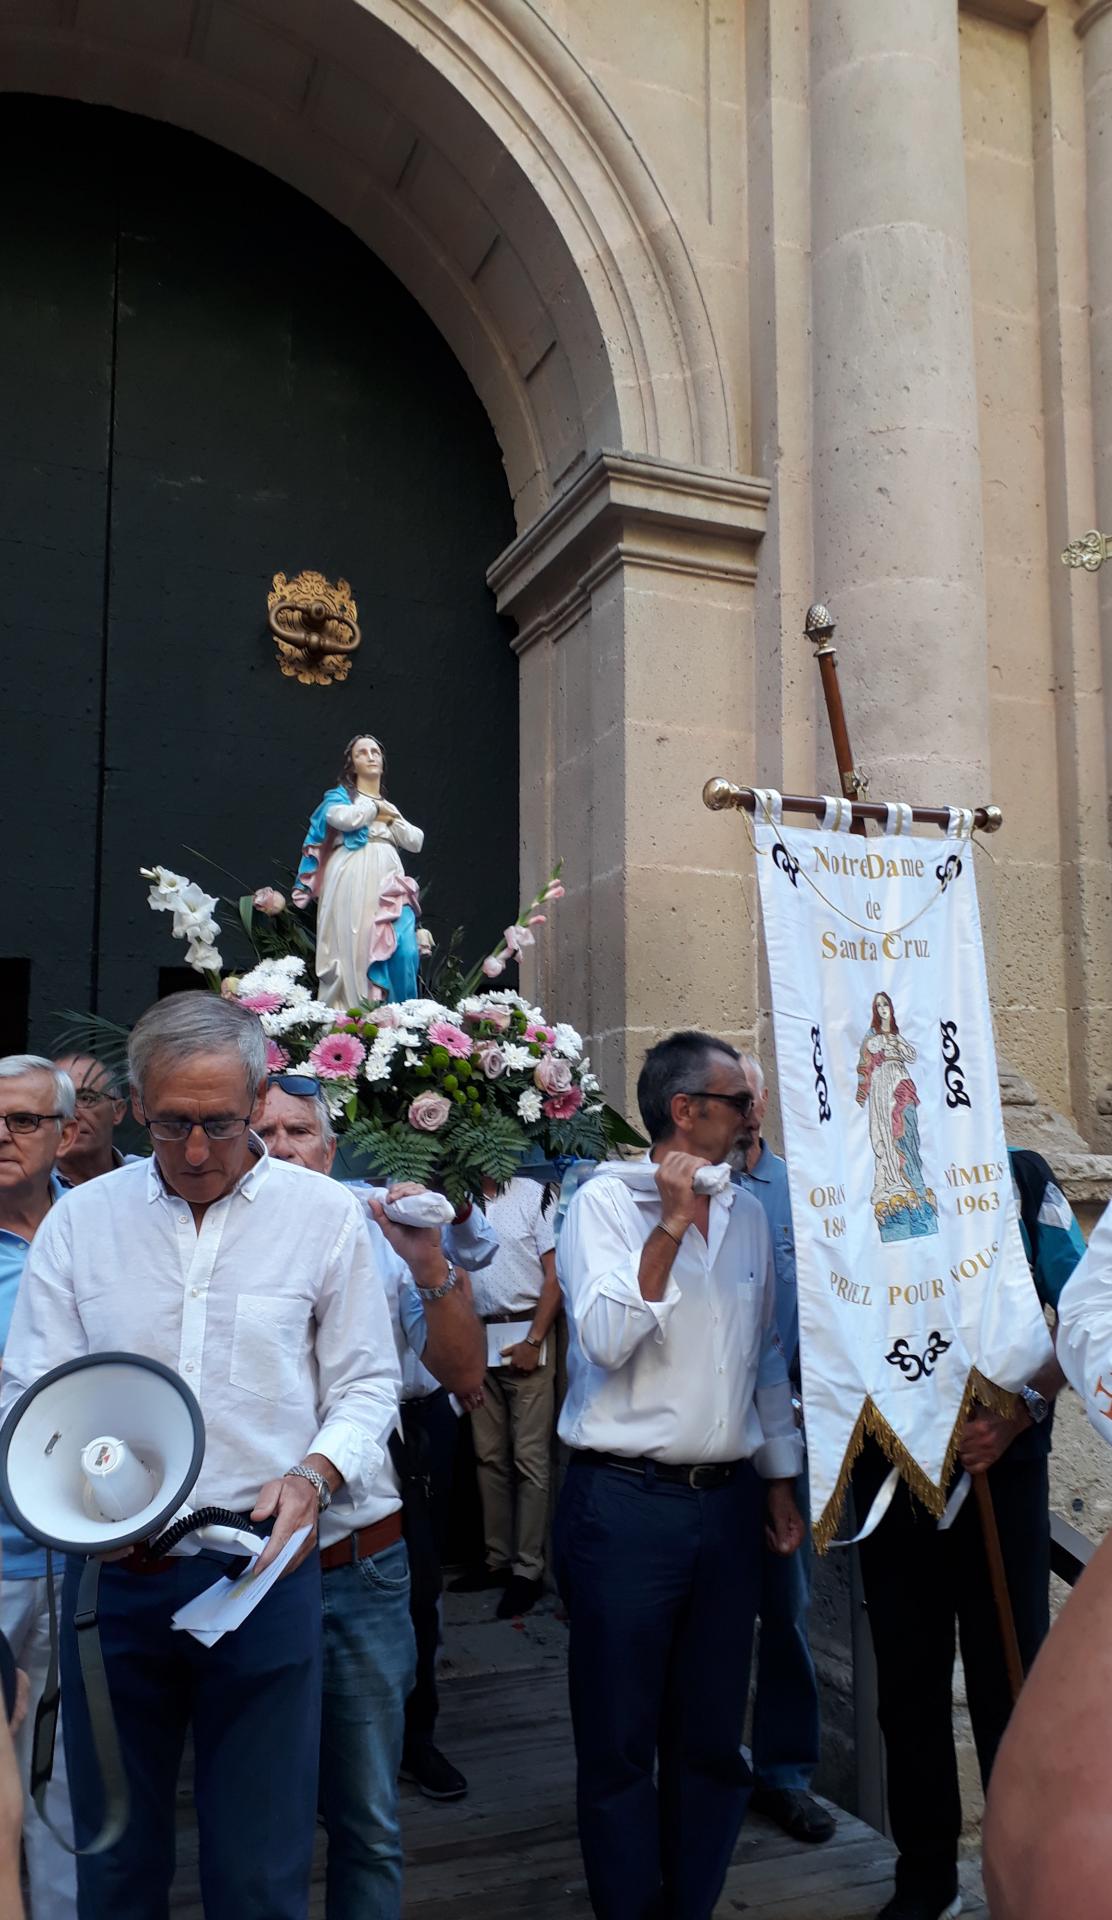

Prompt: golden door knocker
xmin=267 ymin=571 xmax=362 ymax=685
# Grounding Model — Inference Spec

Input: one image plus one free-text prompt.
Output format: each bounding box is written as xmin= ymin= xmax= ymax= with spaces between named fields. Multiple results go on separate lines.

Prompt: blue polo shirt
xmin=734 ymin=1141 xmax=798 ymax=1374
xmin=0 ymin=1177 xmax=65 ymax=1579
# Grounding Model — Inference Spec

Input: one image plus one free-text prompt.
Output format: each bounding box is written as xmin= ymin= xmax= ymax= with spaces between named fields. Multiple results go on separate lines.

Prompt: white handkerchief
xmin=170 ymin=1525 xmax=312 ymax=1646
xmin=600 ymin=1159 xmax=734 ymax=1197
xmin=366 ymin=1186 xmax=455 ymax=1228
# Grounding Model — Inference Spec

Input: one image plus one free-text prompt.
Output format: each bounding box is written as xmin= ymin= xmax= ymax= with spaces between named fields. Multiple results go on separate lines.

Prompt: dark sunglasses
xmin=268 ymin=1073 xmax=323 ymax=1099
xmin=686 ymin=1088 xmax=754 ymax=1115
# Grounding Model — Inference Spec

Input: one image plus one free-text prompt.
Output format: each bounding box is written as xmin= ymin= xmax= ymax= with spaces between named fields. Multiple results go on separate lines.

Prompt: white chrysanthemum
xmin=322 ymin=1084 xmax=349 ymax=1118
xmin=517 ymin=1088 xmax=543 ymax=1123
xmin=404 ymin=1049 xmax=422 ymax=1067
xmin=553 ymin=1022 xmax=583 ymax=1059
xmin=370 ymin=1028 xmax=400 ymax=1059
xmin=392 ymin=998 xmax=457 ymax=1027
xmin=300 ymin=1002 xmax=339 ymax=1028
xmin=580 ymin=1072 xmax=601 ymax=1096
xmin=363 ymin=1053 xmax=392 ymax=1084
xmin=502 ymin=1043 xmax=535 ymax=1072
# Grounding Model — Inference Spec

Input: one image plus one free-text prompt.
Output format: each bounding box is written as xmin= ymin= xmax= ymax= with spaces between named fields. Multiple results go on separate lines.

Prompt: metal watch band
xmin=285 ymin=1463 xmax=331 ymax=1510
xmin=1019 ymin=1385 xmax=1049 ymax=1424
xmin=414 ymin=1262 xmax=459 ymax=1301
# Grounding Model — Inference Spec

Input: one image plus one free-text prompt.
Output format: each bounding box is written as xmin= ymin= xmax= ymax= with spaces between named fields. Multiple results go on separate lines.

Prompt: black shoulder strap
xmin=1010 ymin=1149 xmax=1053 ymax=1276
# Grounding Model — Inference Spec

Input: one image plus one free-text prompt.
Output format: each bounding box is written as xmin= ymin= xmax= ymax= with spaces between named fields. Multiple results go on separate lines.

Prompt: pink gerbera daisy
xmin=307 ymin=1033 xmax=367 ymax=1080
xmin=265 ymin=1041 xmax=290 ymax=1072
xmin=239 ymin=990 xmax=284 ymax=1014
xmin=427 ymin=1020 xmax=472 ymax=1059
xmin=543 ymin=1086 xmax=584 ymax=1120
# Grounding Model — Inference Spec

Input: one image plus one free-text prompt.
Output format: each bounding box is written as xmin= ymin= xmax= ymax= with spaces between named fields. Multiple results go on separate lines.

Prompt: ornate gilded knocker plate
xmin=268 ymin=571 xmax=362 ymax=685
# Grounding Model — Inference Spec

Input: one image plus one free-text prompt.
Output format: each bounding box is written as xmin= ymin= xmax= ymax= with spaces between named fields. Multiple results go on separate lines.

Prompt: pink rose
xmin=308 ymin=1033 xmax=367 ymax=1080
xmin=543 ymin=1086 xmax=584 ymax=1120
xmin=482 ymin=955 xmax=506 ymax=979
xmin=373 ymin=1004 xmax=400 ymax=1027
xmin=252 ymin=887 xmax=287 ymax=917
xmin=481 ymin=1004 xmax=512 ymax=1033
xmin=477 ymin=1043 xmax=507 ymax=1080
xmin=427 ymin=1020 xmax=471 ymax=1058
xmin=535 ymin=1055 xmax=573 ymax=1096
xmin=408 ymin=1091 xmax=452 ymax=1132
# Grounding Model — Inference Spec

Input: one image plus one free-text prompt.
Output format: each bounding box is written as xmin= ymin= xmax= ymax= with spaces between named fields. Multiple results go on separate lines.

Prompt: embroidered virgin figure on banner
xmin=855 ymin=992 xmax=938 ymax=1244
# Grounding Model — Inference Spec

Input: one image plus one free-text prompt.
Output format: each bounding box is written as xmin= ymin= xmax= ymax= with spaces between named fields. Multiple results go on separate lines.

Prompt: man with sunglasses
xmin=2 ymin=996 xmax=402 ymax=1920
xmin=554 ymin=1030 xmax=805 ymax=1920
xmin=0 ymin=1054 xmax=80 ymax=1918
xmin=52 ymin=1054 xmax=132 ymax=1189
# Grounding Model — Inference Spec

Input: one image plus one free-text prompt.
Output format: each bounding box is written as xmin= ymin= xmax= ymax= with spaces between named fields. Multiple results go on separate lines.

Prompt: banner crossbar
xmin=703 ymin=778 xmax=1003 ymax=836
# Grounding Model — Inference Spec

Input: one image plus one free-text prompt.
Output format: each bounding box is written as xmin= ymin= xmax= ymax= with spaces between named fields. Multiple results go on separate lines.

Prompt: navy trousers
xmin=554 ymin=1459 xmax=765 ymax=1920
xmin=61 ymin=1550 xmax=323 ymax=1920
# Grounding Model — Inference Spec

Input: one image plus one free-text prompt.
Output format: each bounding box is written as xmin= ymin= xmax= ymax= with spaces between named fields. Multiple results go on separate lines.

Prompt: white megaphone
xmin=0 ymin=1353 xmax=208 ymax=1857
xmin=0 ymin=1351 xmax=205 ymax=1556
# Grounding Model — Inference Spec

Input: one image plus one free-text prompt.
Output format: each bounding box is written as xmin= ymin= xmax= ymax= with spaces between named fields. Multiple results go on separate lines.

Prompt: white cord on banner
xmin=821 ymin=795 xmax=854 ymax=833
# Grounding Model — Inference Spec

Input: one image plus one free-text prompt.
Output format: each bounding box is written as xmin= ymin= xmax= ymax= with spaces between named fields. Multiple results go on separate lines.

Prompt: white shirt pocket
xmin=229 ymin=1295 xmax=307 ymax=1404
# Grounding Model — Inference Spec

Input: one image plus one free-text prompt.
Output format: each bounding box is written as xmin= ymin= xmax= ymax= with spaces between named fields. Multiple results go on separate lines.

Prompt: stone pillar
xmin=1079 ymin=6 xmax=1112 ymax=750
xmin=810 ymin=2 xmax=991 ymax=804
xmin=489 ymin=453 xmax=768 ymax=1115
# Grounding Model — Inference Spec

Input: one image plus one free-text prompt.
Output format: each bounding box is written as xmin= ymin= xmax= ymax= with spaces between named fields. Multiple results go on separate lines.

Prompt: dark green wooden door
xmin=1 ymin=97 xmax=517 ymax=1051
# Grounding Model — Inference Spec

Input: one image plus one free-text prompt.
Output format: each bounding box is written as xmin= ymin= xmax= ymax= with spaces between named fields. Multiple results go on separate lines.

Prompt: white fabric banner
xmin=754 ymin=810 xmax=1052 ymax=1545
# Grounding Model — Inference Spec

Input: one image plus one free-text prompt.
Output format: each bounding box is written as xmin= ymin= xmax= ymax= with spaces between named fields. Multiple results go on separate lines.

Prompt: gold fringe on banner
xmin=811 ymin=1369 xmax=1018 ymax=1554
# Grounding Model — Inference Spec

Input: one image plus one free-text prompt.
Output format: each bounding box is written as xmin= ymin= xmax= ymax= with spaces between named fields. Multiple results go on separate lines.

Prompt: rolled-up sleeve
xmin=2 ymin=1204 xmax=88 ymax=1418
xmin=442 ymin=1205 xmax=498 ymax=1272
xmin=752 ymin=1235 xmax=804 ymax=1481
xmin=311 ymin=1215 xmax=402 ymax=1506
xmin=558 ymin=1180 xmax=680 ymax=1371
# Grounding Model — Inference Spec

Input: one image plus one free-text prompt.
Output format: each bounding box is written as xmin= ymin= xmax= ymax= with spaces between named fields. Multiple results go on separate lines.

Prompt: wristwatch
xmin=1019 ymin=1385 xmax=1050 ymax=1426
xmin=414 ymin=1262 xmax=460 ymax=1301
xmin=284 ymin=1462 xmax=332 ymax=1511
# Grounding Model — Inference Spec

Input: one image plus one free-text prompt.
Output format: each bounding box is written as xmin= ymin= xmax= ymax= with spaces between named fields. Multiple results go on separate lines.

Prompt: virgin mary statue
xmin=292 ymin=734 xmax=427 ymax=1008
xmin=854 ymin=992 xmax=938 ymax=1244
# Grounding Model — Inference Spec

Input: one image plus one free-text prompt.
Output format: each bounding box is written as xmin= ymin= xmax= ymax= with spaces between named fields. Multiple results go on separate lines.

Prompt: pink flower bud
xmin=482 ymin=955 xmax=506 ymax=979
xmin=527 ymin=914 xmax=547 ymax=926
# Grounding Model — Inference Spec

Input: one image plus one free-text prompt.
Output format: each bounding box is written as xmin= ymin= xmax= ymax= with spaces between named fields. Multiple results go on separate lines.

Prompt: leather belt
xmin=572 ymin=1450 xmax=743 ymax=1491
xmin=319 ymin=1510 xmax=403 ymax=1573
xmin=114 ymin=1553 xmax=177 ymax=1575
xmin=481 ymin=1312 xmax=532 ymax=1325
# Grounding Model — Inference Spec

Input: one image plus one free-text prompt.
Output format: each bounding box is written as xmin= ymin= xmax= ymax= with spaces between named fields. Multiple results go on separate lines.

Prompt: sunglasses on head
xmin=268 ymin=1073 xmax=323 ymax=1099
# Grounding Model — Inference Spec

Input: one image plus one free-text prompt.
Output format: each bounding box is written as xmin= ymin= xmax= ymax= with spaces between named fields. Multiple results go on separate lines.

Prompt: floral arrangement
xmin=130 ymin=859 xmax=642 ymax=1206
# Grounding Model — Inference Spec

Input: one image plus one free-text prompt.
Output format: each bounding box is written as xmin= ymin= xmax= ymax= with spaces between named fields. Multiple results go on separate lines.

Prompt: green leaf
xmin=238 ymin=895 xmax=260 ymax=956
xmin=600 ymin=1103 xmax=648 ymax=1149
xmin=50 ymin=1011 xmax=132 ymax=1087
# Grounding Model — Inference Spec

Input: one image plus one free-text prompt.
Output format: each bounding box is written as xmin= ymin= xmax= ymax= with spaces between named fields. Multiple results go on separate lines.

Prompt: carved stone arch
xmin=0 ymin=0 xmax=736 ymax=526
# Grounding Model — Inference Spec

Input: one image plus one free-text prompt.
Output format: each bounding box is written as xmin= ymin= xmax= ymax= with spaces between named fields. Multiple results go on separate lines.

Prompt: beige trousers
xmin=471 ymin=1355 xmax=555 ymax=1581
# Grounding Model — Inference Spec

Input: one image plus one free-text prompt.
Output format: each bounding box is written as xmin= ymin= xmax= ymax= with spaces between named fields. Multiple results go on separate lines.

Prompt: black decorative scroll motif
xmin=936 ymin=853 xmax=963 ymax=893
xmin=885 ymin=1330 xmax=952 ymax=1383
xmin=772 ymin=842 xmax=801 ymax=888
xmin=810 ymin=1025 xmax=832 ymax=1123
xmin=940 ymin=1020 xmax=972 ymax=1111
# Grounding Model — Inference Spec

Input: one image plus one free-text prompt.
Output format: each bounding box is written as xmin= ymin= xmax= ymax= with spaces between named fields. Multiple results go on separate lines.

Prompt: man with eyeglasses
xmin=554 ymin=1030 xmax=805 ymax=1920
xmin=0 ymin=1054 xmax=80 ymax=1918
xmin=1 ymin=996 xmax=401 ymax=1920
xmin=257 ymin=1072 xmax=485 ymax=1918
xmin=52 ymin=1054 xmax=132 ymax=1189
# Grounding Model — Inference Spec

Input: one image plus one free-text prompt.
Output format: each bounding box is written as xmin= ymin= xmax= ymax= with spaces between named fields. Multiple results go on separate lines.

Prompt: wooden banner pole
xmin=804 ymin=596 xmax=1025 ymax=1708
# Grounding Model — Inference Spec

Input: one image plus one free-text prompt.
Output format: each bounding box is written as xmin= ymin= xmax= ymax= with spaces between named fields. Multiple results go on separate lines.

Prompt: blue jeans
xmin=62 ymin=1550 xmax=322 ymax=1920
xmin=319 ymin=1538 xmax=416 ymax=1920
xmin=554 ymin=1459 xmax=764 ymax=1920
xmin=752 ymin=1470 xmax=820 ymax=1790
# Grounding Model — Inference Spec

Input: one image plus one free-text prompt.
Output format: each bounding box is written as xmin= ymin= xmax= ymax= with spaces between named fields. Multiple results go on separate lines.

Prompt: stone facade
xmin=5 ymin=0 xmax=1112 ymax=1840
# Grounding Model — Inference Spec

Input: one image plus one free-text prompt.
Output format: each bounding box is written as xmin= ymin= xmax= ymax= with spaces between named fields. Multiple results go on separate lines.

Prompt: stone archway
xmin=2 ymin=0 xmax=769 ymax=1095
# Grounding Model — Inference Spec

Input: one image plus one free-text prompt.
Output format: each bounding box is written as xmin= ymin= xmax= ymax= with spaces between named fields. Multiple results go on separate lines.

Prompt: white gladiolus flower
xmin=517 ymin=1088 xmax=543 ymax=1123
xmin=184 ymin=940 xmax=223 ymax=974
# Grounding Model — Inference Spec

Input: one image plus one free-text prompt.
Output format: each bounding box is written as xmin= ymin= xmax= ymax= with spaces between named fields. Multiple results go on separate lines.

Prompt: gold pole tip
xmin=703 ymin=777 xmax=743 ymax=812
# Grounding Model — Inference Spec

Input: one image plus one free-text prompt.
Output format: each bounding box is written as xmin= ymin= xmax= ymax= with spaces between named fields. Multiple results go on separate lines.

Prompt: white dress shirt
xmin=556 ymin=1163 xmax=803 ymax=1478
xmin=470 ymin=1178 xmax=556 ymax=1321
xmin=344 ymin=1184 xmax=497 ymax=1400
xmin=0 ymin=1146 xmax=403 ymax=1545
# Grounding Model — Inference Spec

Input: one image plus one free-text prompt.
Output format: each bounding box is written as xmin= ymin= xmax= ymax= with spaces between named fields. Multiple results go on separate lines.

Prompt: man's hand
xmin=653 ymin=1151 xmax=710 ymax=1235
xmin=251 ymin=1473 xmax=321 ymax=1577
xmin=369 ymin=1187 xmax=446 ymax=1284
xmin=958 ymin=1408 xmax=1027 ymax=1475
xmin=765 ymin=1479 xmax=805 ymax=1556
xmin=458 ymin=1387 xmax=485 ymax=1412
xmin=9 ymin=1671 xmax=29 ymax=1738
xmin=502 ymin=1340 xmax=540 ymax=1375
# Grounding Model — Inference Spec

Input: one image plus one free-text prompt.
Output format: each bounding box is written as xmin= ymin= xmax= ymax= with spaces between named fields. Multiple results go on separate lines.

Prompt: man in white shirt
xmin=554 ymin=1030 xmax=805 ymax=1920
xmin=1 ymin=994 xmax=401 ymax=1920
xmin=256 ymin=1074 xmax=484 ymax=1918
xmin=460 ymin=1176 xmax=560 ymax=1619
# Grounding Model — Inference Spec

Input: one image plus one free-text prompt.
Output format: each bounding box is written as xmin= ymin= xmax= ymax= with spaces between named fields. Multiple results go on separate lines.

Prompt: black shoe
xmin=876 ymin=1882 xmax=960 ymax=1920
xmin=496 ymin=1574 xmax=543 ymax=1619
xmin=399 ymin=1744 xmax=468 ymax=1801
xmin=750 ymin=1786 xmax=836 ymax=1844
xmin=447 ymin=1566 xmax=511 ymax=1593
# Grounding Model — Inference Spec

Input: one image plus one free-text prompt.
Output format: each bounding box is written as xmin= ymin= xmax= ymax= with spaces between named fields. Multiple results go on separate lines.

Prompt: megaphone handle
xmin=145 ymin=1505 xmax=272 ymax=1560
xmin=31 ymin=1552 xmax=130 ymax=1855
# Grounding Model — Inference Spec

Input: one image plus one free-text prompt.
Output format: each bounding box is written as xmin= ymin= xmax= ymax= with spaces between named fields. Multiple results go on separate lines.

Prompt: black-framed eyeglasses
xmin=267 ymin=1074 xmax=322 ymax=1100
xmin=74 ymin=1086 xmax=121 ymax=1109
xmin=686 ymin=1089 xmax=754 ymax=1115
xmin=141 ymin=1108 xmax=254 ymax=1143
xmin=0 ymin=1112 xmax=64 ymax=1136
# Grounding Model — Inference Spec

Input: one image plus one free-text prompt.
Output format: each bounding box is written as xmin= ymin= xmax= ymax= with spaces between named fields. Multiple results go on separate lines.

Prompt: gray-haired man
xmin=0 ymin=1053 xmax=79 ymax=1918
xmin=2 ymin=995 xmax=402 ymax=1920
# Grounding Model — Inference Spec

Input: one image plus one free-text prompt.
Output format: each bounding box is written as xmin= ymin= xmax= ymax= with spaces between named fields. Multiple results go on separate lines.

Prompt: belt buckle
xmin=688 ymin=1465 xmax=711 ymax=1490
